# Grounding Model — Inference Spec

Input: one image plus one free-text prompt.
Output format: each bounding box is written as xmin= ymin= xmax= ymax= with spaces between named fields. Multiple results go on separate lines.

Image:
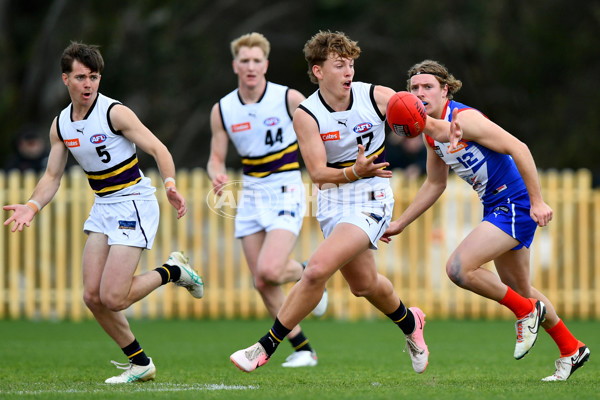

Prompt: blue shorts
xmin=482 ymin=191 xmax=537 ymax=250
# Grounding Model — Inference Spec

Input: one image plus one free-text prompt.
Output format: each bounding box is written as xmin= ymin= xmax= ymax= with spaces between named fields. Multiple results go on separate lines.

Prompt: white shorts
xmin=235 ymin=181 xmax=306 ymax=238
xmin=83 ymin=199 xmax=160 ymax=249
xmin=317 ymin=178 xmax=394 ymax=250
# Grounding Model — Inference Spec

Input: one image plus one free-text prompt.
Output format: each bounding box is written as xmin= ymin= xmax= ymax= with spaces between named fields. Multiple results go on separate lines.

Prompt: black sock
xmin=386 ymin=301 xmax=415 ymax=335
xmin=154 ymin=264 xmax=181 ymax=285
xmin=258 ymin=318 xmax=292 ymax=357
xmin=122 ymin=339 xmax=150 ymax=366
xmin=289 ymin=331 xmax=313 ymax=353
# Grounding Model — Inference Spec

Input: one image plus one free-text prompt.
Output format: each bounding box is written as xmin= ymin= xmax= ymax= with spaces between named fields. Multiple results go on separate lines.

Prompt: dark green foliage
xmin=1 ymin=1 xmax=599 ymax=174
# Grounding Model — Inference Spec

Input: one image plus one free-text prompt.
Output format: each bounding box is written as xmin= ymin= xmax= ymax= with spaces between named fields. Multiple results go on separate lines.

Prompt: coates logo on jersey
xmin=232 ymin=122 xmax=251 ymax=132
xmin=353 ymin=122 xmax=373 ymax=134
xmin=320 ymin=131 xmax=340 ymax=142
xmin=90 ymin=133 xmax=107 ymax=145
xmin=263 ymin=117 xmax=280 ymax=126
xmin=64 ymin=139 xmax=80 ymax=148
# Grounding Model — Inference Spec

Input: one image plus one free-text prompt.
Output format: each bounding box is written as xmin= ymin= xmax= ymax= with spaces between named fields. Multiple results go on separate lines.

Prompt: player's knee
xmin=348 ymin=282 xmax=374 ymax=298
xmin=103 ymin=299 xmax=127 ymax=312
xmin=99 ymin=292 xmax=128 ymax=312
xmin=83 ymin=291 xmax=101 ymax=310
xmin=347 ymin=272 xmax=379 ymax=297
xmin=253 ymin=276 xmax=270 ymax=293
xmin=446 ymin=256 xmax=464 ymax=286
xmin=301 ymin=260 xmax=329 ymax=286
xmin=257 ymin=262 xmax=284 ymax=285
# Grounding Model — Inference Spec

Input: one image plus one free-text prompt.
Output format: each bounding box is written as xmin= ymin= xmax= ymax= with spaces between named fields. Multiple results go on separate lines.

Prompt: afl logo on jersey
xmin=264 ymin=117 xmax=280 ymax=126
xmin=353 ymin=122 xmax=373 ymax=133
xmin=90 ymin=134 xmax=107 ymax=144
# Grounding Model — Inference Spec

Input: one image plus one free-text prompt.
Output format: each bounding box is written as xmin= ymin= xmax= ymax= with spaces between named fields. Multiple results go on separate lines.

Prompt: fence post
xmin=2 ymin=168 xmax=599 ymax=320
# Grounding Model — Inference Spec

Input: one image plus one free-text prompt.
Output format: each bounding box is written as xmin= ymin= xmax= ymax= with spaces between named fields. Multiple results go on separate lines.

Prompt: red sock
xmin=545 ymin=319 xmax=580 ymax=357
xmin=498 ymin=286 xmax=534 ymax=319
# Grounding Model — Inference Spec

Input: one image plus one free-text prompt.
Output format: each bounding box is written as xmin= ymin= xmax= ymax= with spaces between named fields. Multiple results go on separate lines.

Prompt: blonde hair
xmin=407 ymin=59 xmax=462 ymax=99
xmin=303 ymin=30 xmax=361 ymax=84
xmin=230 ymin=32 xmax=270 ymax=59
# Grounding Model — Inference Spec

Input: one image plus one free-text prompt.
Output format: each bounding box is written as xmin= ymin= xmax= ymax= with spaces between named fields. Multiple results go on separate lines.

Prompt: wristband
xmin=164 ymin=177 xmax=176 ymax=190
xmin=351 ymin=164 xmax=362 ymax=179
xmin=342 ymin=167 xmax=352 ymax=182
xmin=26 ymin=199 xmax=41 ymax=214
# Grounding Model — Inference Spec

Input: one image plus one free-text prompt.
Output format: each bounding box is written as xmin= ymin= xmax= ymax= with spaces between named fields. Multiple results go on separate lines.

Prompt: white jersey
xmin=218 ymin=82 xmax=305 ymax=237
xmin=56 ymin=93 xmax=155 ymax=203
xmin=298 ymin=81 xmax=390 ymax=198
xmin=299 ymin=82 xmax=393 ymax=248
xmin=219 ymin=82 xmax=301 ymax=181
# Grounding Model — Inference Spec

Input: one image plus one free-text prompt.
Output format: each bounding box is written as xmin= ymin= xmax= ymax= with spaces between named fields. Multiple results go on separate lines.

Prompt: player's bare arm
xmin=373 ymin=85 xmax=395 ymax=116
xmin=207 ymin=102 xmax=230 ymax=196
xmin=286 ymin=89 xmax=306 ymax=116
xmin=421 ymin=116 xmax=452 ymax=143
xmin=110 ymin=104 xmax=186 ymax=218
xmin=293 ymin=108 xmax=330 ymax=187
xmin=381 ymin=144 xmax=448 ymax=243
xmin=453 ymin=108 xmax=553 ymax=227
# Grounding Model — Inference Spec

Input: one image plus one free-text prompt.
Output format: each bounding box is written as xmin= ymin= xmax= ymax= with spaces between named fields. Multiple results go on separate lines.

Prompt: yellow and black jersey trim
xmin=85 ymin=154 xmax=142 ymax=196
xmin=326 ymin=143 xmax=386 ymax=169
xmin=242 ymin=142 xmax=300 ymax=178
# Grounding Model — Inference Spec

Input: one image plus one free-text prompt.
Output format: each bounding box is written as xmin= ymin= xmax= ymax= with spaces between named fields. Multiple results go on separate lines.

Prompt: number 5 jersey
xmin=56 ymin=93 xmax=155 ymax=202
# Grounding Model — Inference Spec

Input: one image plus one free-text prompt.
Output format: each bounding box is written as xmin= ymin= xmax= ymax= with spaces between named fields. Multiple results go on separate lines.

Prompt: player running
xmin=230 ymin=31 xmax=429 ymax=375
xmin=382 ymin=59 xmax=590 ymax=381
xmin=3 ymin=42 xmax=204 ymax=384
xmin=207 ymin=32 xmax=326 ymax=368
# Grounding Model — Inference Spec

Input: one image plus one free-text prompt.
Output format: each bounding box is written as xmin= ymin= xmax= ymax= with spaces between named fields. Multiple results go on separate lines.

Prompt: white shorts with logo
xmin=83 ymin=198 xmax=160 ymax=249
xmin=234 ymin=173 xmax=306 ymax=238
xmin=317 ymin=177 xmax=394 ymax=250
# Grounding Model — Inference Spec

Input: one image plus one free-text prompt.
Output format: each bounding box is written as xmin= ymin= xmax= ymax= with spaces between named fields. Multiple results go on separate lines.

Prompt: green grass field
xmin=0 ymin=318 xmax=597 ymax=399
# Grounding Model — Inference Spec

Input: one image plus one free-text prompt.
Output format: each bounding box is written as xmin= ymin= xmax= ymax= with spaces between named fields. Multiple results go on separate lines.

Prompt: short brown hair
xmin=230 ymin=32 xmax=270 ymax=59
xmin=407 ymin=60 xmax=462 ymax=99
xmin=60 ymin=41 xmax=104 ymax=74
xmin=303 ymin=30 xmax=361 ymax=84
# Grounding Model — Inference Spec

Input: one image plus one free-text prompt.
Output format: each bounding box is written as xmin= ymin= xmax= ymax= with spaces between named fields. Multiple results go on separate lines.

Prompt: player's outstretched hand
xmin=380 ymin=220 xmax=403 ymax=244
xmin=3 ymin=204 xmax=36 ymax=232
xmin=211 ymin=173 xmax=228 ymax=196
xmin=166 ymin=187 xmax=187 ymax=219
xmin=448 ymin=108 xmax=463 ymax=152
xmin=353 ymin=144 xmax=392 ymax=179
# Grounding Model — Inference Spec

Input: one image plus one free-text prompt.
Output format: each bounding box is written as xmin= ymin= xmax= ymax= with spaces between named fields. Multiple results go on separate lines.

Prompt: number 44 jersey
xmin=218 ymin=82 xmax=300 ymax=179
xmin=56 ymin=93 xmax=155 ymax=201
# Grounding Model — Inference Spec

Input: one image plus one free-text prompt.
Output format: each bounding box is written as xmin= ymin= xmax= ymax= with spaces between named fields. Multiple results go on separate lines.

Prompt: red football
xmin=386 ymin=91 xmax=427 ymax=138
